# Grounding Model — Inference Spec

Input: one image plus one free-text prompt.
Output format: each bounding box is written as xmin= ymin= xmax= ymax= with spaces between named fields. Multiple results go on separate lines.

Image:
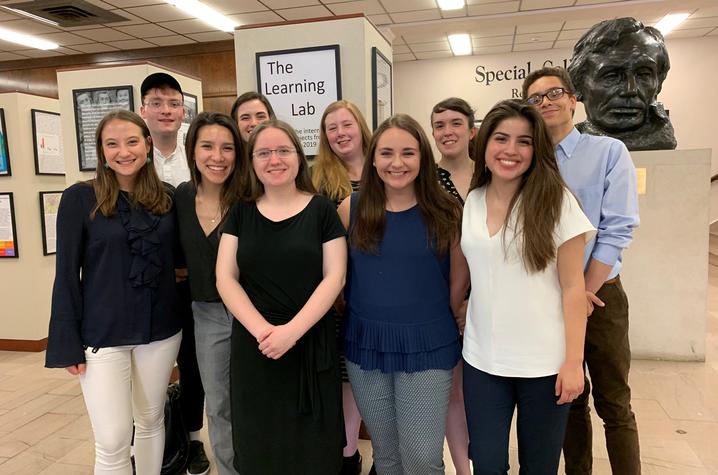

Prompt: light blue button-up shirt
xmin=555 ymin=128 xmax=640 ymax=280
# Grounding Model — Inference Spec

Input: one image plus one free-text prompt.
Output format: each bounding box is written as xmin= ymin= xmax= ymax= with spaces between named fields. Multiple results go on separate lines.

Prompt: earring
xmin=103 ymin=162 xmax=109 ymax=169
xmin=146 ymin=156 xmax=152 ymax=164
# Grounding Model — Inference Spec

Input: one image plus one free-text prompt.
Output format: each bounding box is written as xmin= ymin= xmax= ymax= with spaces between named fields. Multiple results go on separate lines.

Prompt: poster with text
xmin=0 ymin=192 xmax=18 ymax=258
xmin=0 ymin=109 xmax=10 ymax=176
xmin=32 ymin=110 xmax=64 ymax=175
xmin=256 ymin=45 xmax=341 ymax=156
xmin=39 ymin=191 xmax=62 ymax=255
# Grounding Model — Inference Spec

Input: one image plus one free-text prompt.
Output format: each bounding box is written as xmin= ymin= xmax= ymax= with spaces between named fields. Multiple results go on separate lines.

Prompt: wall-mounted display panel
xmin=372 ymin=47 xmax=393 ymax=130
xmin=0 ymin=192 xmax=18 ymax=257
xmin=32 ymin=110 xmax=65 ymax=176
xmin=39 ymin=191 xmax=62 ymax=256
xmin=73 ymin=86 xmax=134 ymax=171
xmin=0 ymin=109 xmax=10 ymax=177
xmin=256 ymin=45 xmax=341 ymax=156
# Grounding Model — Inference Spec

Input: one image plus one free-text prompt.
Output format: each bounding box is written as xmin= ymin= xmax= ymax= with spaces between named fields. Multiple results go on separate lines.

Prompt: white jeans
xmin=80 ymin=331 xmax=182 ymax=475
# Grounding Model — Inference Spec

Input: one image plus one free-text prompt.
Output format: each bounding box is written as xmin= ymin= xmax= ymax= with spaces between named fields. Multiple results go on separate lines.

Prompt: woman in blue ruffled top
xmin=45 ymin=110 xmax=181 ymax=474
xmin=337 ymin=113 xmax=468 ymax=474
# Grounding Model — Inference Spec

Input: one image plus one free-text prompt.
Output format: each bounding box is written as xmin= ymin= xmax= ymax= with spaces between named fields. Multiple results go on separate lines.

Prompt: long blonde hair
xmin=312 ymin=100 xmax=371 ymax=201
xmin=91 ymin=109 xmax=172 ymax=218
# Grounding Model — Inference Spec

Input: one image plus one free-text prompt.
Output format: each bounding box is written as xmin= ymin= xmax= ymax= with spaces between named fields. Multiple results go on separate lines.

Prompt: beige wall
xmin=0 ymin=92 xmax=61 ymax=340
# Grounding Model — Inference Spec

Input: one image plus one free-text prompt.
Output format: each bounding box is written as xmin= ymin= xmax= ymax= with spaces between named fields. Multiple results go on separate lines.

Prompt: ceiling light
xmin=654 ymin=13 xmax=690 ymax=35
xmin=164 ymin=0 xmax=239 ymax=33
xmin=448 ymin=33 xmax=472 ymax=56
xmin=0 ymin=27 xmax=58 ymax=50
xmin=437 ymin=0 xmax=465 ymax=10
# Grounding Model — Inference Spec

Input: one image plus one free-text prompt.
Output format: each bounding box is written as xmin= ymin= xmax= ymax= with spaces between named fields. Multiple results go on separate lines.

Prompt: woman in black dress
xmin=216 ymin=119 xmax=347 ymax=475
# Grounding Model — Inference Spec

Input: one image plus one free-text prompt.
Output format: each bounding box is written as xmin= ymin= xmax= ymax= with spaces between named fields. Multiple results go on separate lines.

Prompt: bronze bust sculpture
xmin=568 ymin=17 xmax=677 ymax=151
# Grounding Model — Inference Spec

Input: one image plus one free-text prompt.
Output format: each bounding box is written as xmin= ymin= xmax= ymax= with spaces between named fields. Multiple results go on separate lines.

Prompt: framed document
xmin=178 ymin=92 xmax=198 ymax=146
xmin=0 ymin=108 xmax=10 ymax=176
xmin=39 ymin=191 xmax=62 ymax=255
xmin=371 ymin=47 xmax=393 ymax=130
xmin=0 ymin=192 xmax=18 ymax=258
xmin=32 ymin=109 xmax=64 ymax=175
xmin=256 ymin=44 xmax=341 ymax=156
xmin=73 ymin=86 xmax=134 ymax=171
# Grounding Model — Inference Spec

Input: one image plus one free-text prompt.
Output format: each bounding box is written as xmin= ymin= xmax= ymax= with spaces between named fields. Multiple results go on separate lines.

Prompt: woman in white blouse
xmin=459 ymin=99 xmax=595 ymax=474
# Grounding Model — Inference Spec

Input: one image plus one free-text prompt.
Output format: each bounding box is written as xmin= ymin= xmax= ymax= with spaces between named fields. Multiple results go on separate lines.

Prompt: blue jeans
xmin=192 ymin=301 xmax=237 ymax=475
xmin=463 ymin=361 xmax=569 ymax=475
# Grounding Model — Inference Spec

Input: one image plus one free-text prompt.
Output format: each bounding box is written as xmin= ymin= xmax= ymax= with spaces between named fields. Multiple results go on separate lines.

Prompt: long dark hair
xmin=92 ymin=109 xmax=171 ymax=218
xmin=351 ymin=114 xmax=461 ymax=256
xmin=244 ymin=120 xmax=316 ymax=200
xmin=470 ymin=99 xmax=567 ymax=272
xmin=184 ymin=112 xmax=246 ymax=219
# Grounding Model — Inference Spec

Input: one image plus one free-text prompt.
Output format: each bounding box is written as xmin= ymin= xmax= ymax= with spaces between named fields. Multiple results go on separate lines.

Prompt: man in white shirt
xmin=140 ymin=73 xmax=210 ymax=475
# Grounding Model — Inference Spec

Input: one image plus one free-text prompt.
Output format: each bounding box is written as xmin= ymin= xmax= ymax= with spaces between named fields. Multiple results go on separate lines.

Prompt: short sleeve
xmin=222 ymin=201 xmax=243 ymax=237
xmin=317 ymin=195 xmax=346 ymax=243
xmin=555 ymin=189 xmax=596 ymax=247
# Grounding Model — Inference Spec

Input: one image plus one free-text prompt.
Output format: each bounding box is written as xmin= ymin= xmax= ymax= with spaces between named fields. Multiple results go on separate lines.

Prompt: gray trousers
xmin=346 ymin=361 xmax=453 ymax=475
xmin=192 ymin=301 xmax=237 ymax=475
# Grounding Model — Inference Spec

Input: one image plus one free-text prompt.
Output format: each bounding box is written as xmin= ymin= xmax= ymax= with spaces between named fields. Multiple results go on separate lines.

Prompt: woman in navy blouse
xmin=45 ymin=109 xmax=181 ymax=474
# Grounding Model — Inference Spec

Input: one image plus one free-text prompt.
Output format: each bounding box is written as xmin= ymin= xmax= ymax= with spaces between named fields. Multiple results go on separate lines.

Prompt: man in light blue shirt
xmin=523 ymin=67 xmax=641 ymax=474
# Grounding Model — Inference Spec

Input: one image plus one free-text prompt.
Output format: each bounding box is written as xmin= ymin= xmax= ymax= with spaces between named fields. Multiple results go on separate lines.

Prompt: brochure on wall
xmin=256 ymin=45 xmax=341 ymax=156
xmin=0 ymin=109 xmax=10 ymax=176
xmin=32 ymin=110 xmax=65 ymax=175
xmin=0 ymin=192 xmax=18 ymax=258
xmin=39 ymin=191 xmax=62 ymax=255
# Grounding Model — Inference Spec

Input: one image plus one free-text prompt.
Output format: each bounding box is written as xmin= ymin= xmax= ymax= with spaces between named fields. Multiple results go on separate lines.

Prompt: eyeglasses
xmin=143 ymin=100 xmax=183 ymax=110
xmin=525 ymin=87 xmax=570 ymax=106
xmin=252 ymin=147 xmax=296 ymax=160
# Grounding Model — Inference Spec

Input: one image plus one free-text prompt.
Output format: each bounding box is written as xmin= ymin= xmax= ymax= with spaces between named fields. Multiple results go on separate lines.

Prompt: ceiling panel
xmin=230 ymin=11 xmax=285 ymax=26
xmin=125 ymin=4 xmax=193 ymax=22
xmin=513 ymin=41 xmax=555 ymax=51
xmin=474 ymin=44 xmax=513 ymax=55
xmin=146 ymin=35 xmax=196 ymax=47
xmin=467 ymin=1 xmax=520 ymax=16
xmin=515 ymin=31 xmax=559 ymax=43
xmin=516 ymin=22 xmax=564 ymax=34
xmin=187 ymin=31 xmax=234 ymax=42
xmin=521 ymin=0 xmax=574 ymax=9
xmin=105 ymin=38 xmax=156 ymax=49
xmin=74 ymin=28 xmax=134 ymax=42
xmin=391 ymin=9 xmax=442 ymax=23
xmin=415 ymin=50 xmax=454 ymax=60
xmin=276 ymin=5 xmax=334 ymax=21
xmin=383 ymin=0 xmax=438 ymax=13
xmin=115 ymin=24 xmax=176 ymax=37
xmin=158 ymin=19 xmax=216 ymax=34
xmin=204 ymin=0 xmax=268 ymax=14
xmin=262 ymin=0 xmax=320 ymax=8
xmin=326 ymin=0 xmax=386 ymax=16
xmin=472 ymin=35 xmax=514 ymax=47
xmin=369 ymin=14 xmax=392 ymax=25
xmin=410 ymin=41 xmax=451 ymax=53
xmin=393 ymin=52 xmax=416 ymax=62
xmin=69 ymin=43 xmax=121 ymax=53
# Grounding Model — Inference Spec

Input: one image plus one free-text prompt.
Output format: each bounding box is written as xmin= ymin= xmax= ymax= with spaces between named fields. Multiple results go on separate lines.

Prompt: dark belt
xmin=604 ymin=275 xmax=620 ymax=285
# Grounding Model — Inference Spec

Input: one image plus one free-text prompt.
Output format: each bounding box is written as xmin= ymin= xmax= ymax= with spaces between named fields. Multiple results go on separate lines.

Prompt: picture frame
xmin=32 ymin=109 xmax=64 ymax=176
xmin=0 ymin=192 xmax=18 ymax=258
xmin=371 ymin=47 xmax=393 ymax=130
xmin=178 ymin=92 xmax=198 ymax=146
xmin=73 ymin=85 xmax=134 ymax=171
xmin=39 ymin=191 xmax=62 ymax=255
xmin=0 ymin=108 xmax=11 ymax=177
xmin=256 ymin=44 xmax=341 ymax=156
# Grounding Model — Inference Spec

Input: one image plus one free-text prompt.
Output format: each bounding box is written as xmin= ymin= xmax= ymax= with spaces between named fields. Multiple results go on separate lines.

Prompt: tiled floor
xmin=1 ymin=267 xmax=717 ymax=475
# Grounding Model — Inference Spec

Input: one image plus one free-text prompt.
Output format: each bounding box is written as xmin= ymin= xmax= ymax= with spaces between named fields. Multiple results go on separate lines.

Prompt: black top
xmin=45 ymin=182 xmax=181 ymax=368
xmin=175 ymin=182 xmax=222 ymax=302
xmin=438 ymin=167 xmax=464 ymax=206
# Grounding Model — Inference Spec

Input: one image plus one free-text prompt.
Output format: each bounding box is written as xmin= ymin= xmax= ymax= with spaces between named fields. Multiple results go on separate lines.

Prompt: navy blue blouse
xmin=45 ymin=182 xmax=181 ymax=368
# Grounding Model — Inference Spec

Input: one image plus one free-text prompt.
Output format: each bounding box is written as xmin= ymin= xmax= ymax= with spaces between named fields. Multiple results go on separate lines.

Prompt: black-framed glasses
xmin=252 ymin=147 xmax=296 ymax=160
xmin=525 ymin=87 xmax=570 ymax=106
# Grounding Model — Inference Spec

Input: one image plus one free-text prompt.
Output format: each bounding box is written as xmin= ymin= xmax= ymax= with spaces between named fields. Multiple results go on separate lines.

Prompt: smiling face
xmin=116 ymin=90 xmax=131 ymax=108
xmin=580 ymin=32 xmax=662 ymax=132
xmin=526 ymin=75 xmax=576 ymax=138
xmin=101 ymin=119 xmax=150 ymax=190
xmin=236 ymin=99 xmax=270 ymax=142
xmin=485 ymin=117 xmax=534 ymax=187
xmin=140 ymin=87 xmax=184 ymax=138
xmin=431 ymin=108 xmax=476 ymax=159
xmin=251 ymin=127 xmax=299 ymax=190
xmin=373 ymin=127 xmax=420 ymax=194
xmin=324 ymin=107 xmax=363 ymax=162
xmin=194 ymin=124 xmax=236 ymax=187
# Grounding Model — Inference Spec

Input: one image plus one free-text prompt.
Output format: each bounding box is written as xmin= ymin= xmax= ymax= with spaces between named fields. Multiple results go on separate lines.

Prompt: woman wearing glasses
xmin=216 ymin=120 xmax=347 ymax=474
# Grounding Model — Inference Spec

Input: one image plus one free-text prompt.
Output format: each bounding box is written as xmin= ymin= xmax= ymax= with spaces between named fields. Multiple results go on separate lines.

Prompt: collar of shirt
xmin=154 ymin=142 xmax=183 ymax=162
xmin=555 ymin=127 xmax=581 ymax=162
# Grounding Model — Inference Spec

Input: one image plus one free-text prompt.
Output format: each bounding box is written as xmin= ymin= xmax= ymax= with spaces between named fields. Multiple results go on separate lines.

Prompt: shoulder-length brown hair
xmin=470 ymin=99 xmax=567 ymax=272
xmin=351 ymin=113 xmax=461 ymax=256
xmin=184 ymin=111 xmax=246 ymax=218
xmin=92 ymin=109 xmax=172 ymax=218
xmin=243 ymin=120 xmax=316 ymax=200
xmin=312 ymin=100 xmax=372 ymax=201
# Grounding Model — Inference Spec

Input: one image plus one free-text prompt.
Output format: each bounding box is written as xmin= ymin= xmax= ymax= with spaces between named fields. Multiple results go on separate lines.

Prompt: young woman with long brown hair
xmin=338 ymin=113 xmax=467 ymax=474
xmin=45 ymin=109 xmax=180 ymax=474
xmin=460 ymin=100 xmax=593 ymax=473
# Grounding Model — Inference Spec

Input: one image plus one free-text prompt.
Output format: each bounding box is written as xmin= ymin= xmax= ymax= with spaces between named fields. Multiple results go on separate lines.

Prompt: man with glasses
xmin=522 ymin=67 xmax=641 ymax=475
xmin=140 ymin=72 xmax=210 ymax=475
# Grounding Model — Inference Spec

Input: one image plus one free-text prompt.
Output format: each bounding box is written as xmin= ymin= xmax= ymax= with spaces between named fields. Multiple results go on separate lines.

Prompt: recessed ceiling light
xmin=164 ymin=0 xmax=239 ymax=33
xmin=0 ymin=27 xmax=58 ymax=50
xmin=448 ymin=33 xmax=472 ymax=56
xmin=438 ymin=0 xmax=465 ymax=11
xmin=654 ymin=13 xmax=690 ymax=35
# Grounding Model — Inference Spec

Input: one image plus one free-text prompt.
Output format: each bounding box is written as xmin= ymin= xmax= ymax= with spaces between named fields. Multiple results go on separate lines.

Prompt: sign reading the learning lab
xmin=256 ymin=45 xmax=341 ymax=156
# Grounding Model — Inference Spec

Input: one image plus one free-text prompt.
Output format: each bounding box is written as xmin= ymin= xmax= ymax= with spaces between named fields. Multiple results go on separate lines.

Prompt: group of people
xmin=45 ymin=66 xmax=640 ymax=475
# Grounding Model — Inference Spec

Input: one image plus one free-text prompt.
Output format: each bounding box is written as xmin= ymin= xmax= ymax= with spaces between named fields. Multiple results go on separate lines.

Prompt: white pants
xmin=80 ymin=331 xmax=182 ymax=475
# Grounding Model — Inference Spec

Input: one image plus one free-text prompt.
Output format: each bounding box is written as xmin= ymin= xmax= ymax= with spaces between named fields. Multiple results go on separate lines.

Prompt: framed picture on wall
xmin=371 ymin=47 xmax=393 ymax=130
xmin=39 ymin=191 xmax=62 ymax=255
xmin=0 ymin=108 xmax=11 ymax=176
xmin=32 ymin=109 xmax=65 ymax=176
xmin=73 ymin=85 xmax=134 ymax=171
xmin=178 ymin=92 xmax=198 ymax=146
xmin=256 ymin=44 xmax=342 ymax=156
xmin=0 ymin=192 xmax=18 ymax=258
